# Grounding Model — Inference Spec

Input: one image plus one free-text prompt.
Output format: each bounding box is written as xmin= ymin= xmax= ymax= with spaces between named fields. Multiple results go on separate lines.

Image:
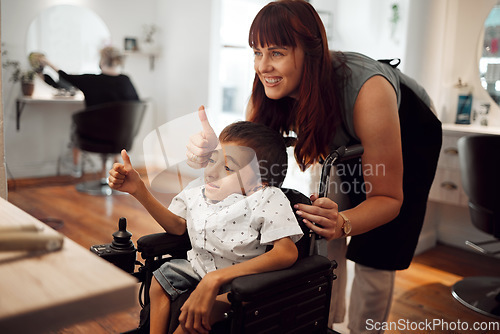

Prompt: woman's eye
xmin=253 ymin=50 xmax=262 ymax=57
xmin=272 ymin=51 xmax=284 ymax=57
xmin=224 ymin=165 xmax=235 ymax=173
xmin=208 ymin=158 xmax=215 ymax=164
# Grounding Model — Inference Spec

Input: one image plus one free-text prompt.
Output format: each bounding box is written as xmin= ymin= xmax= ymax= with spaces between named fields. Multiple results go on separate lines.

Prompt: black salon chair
xmin=451 ymin=134 xmax=500 ymax=319
xmin=72 ymin=101 xmax=147 ymax=195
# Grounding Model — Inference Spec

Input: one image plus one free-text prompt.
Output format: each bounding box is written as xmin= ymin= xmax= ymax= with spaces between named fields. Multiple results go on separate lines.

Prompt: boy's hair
xmin=219 ymin=121 xmax=288 ymax=187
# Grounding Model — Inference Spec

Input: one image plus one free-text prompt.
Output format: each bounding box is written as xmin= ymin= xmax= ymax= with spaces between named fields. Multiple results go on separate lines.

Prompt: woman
xmin=40 ymin=46 xmax=139 ymax=107
xmin=188 ymin=1 xmax=441 ymax=333
xmin=39 ymin=46 xmax=140 ymax=176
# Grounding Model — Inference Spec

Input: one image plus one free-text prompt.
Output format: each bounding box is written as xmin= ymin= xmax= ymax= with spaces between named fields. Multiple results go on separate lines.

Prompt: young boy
xmin=108 ymin=121 xmax=303 ymax=334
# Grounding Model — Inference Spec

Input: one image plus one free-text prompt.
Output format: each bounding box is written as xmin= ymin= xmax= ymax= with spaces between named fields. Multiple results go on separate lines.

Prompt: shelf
xmin=122 ymin=50 xmax=159 ymax=70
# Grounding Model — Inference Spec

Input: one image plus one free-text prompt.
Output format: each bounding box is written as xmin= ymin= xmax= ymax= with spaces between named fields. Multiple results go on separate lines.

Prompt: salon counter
xmin=0 ymin=197 xmax=138 ymax=333
xmin=16 ymin=95 xmax=84 ymax=130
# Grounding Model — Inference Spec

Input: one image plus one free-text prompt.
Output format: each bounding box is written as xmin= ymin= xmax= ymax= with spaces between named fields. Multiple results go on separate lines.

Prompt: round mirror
xmin=479 ymin=3 xmax=500 ymax=104
xmin=26 ymin=5 xmax=111 ymax=74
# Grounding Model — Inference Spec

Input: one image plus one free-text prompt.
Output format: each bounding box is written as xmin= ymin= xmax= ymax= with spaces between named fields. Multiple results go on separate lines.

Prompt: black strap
xmin=378 ymin=58 xmax=401 ymax=68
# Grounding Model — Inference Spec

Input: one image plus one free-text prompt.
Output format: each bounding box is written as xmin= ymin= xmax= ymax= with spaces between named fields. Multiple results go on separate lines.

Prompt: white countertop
xmin=18 ymin=94 xmax=85 ymax=104
xmin=442 ymin=123 xmax=500 ymax=135
xmin=0 ymin=198 xmax=138 ymax=333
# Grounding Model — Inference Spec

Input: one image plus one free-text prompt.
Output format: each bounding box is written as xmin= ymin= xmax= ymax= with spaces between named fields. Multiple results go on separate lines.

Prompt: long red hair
xmin=247 ymin=0 xmax=347 ymax=170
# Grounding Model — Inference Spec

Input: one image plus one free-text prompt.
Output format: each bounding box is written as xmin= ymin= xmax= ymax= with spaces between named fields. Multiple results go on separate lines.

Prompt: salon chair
xmin=451 ymin=134 xmax=500 ymax=319
xmin=72 ymin=100 xmax=147 ymax=195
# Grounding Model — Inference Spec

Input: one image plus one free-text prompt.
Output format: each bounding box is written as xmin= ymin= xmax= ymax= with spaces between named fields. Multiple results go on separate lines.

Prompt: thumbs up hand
xmin=108 ymin=149 xmax=142 ymax=195
xmin=186 ymin=106 xmax=218 ymax=168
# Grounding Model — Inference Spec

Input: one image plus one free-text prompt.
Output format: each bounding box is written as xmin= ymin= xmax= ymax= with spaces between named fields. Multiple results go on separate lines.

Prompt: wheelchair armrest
xmin=229 ymin=255 xmax=334 ymax=303
xmin=137 ymin=232 xmax=191 ymax=259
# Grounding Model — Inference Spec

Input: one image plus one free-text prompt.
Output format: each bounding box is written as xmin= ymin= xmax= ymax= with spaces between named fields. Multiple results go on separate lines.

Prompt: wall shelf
xmin=122 ymin=50 xmax=159 ymax=71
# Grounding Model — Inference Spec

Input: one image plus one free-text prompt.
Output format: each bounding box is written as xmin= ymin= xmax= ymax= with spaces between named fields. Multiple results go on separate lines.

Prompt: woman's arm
xmin=108 ymin=150 xmax=187 ymax=235
xmin=178 ymin=237 xmax=298 ymax=333
xmin=346 ymin=75 xmax=403 ymax=234
xmin=40 ymin=56 xmax=60 ymax=72
xmin=296 ymin=75 xmax=403 ymax=239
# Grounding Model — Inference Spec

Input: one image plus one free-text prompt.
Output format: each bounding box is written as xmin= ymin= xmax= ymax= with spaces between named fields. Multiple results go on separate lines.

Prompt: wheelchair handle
xmin=341 ymin=144 xmax=364 ymax=161
xmin=318 ymin=144 xmax=364 ymax=198
xmin=311 ymin=144 xmax=364 ymax=255
xmin=319 ymin=146 xmax=345 ymax=198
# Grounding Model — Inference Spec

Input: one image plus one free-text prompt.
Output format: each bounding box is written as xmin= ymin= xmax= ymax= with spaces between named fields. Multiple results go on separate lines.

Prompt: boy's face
xmin=203 ymin=143 xmax=261 ymax=202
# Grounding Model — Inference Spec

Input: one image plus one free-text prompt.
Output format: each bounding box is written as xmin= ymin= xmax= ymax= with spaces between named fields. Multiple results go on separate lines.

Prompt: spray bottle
xmin=454 ymin=78 xmax=473 ymax=124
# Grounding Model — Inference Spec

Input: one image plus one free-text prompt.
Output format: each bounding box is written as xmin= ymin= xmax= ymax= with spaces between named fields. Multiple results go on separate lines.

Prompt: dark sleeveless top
xmin=330 ymin=52 xmax=441 ymax=270
xmin=330 ymin=52 xmax=431 ymax=149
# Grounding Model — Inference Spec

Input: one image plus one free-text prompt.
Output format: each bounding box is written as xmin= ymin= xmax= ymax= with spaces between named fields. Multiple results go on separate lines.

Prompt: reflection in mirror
xmin=26 ymin=5 xmax=110 ymax=75
xmin=480 ymin=2 xmax=500 ymax=104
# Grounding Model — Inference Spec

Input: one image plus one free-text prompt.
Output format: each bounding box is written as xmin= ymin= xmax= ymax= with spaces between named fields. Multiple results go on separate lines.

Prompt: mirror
xmin=26 ymin=5 xmax=111 ymax=75
xmin=480 ymin=2 xmax=500 ymax=104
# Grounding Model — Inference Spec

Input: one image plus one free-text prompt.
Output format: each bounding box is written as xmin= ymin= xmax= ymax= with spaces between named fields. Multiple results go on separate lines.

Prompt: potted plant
xmin=2 ymin=56 xmax=37 ymax=96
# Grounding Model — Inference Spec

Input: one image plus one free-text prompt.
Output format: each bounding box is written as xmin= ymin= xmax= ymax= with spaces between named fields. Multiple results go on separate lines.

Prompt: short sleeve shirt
xmin=168 ymin=178 xmax=303 ymax=277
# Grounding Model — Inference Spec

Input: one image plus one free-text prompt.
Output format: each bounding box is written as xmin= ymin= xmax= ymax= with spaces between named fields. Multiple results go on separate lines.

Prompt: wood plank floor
xmin=6 ymin=175 xmax=500 ymax=334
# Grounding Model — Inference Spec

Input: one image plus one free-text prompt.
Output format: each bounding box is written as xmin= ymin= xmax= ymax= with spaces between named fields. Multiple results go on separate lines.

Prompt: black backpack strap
xmin=378 ymin=58 xmax=401 ymax=68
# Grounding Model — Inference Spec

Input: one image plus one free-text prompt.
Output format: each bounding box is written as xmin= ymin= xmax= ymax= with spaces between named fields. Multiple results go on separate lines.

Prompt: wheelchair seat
xmin=127 ymin=188 xmax=337 ymax=334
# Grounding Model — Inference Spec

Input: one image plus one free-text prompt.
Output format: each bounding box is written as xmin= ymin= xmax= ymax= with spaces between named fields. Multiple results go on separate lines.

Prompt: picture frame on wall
xmin=124 ymin=37 xmax=138 ymax=51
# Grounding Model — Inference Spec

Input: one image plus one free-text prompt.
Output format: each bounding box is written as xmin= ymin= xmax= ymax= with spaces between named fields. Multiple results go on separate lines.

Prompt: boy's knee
xmin=150 ymin=276 xmax=166 ymax=298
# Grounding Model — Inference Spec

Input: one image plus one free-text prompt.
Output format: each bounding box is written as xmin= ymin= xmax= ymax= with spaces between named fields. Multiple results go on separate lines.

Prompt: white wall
xmin=154 ymin=0 xmax=212 ymax=123
xmin=436 ymin=0 xmax=499 ymax=126
xmin=0 ymin=1 xmax=6 ymax=199
xmin=313 ymin=0 xmax=410 ymax=69
xmin=1 ymin=0 xmax=213 ymax=179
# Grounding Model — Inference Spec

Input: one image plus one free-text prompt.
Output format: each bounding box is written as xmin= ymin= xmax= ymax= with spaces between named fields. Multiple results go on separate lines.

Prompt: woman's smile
xmin=263 ymin=76 xmax=283 ymax=85
xmin=254 ymin=44 xmax=304 ymax=100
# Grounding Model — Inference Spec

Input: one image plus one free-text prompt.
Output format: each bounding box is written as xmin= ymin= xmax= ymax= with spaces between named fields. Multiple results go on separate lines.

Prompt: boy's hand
xmin=108 ymin=149 xmax=142 ymax=195
xmin=186 ymin=105 xmax=218 ymax=169
xmin=178 ymin=274 xmax=220 ymax=334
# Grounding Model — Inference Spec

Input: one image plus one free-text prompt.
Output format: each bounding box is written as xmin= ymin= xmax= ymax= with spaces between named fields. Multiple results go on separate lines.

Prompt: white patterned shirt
xmin=168 ymin=178 xmax=303 ymax=277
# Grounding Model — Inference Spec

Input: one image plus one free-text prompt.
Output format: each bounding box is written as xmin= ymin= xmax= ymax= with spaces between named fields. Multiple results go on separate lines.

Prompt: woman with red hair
xmin=188 ymin=0 xmax=441 ymax=333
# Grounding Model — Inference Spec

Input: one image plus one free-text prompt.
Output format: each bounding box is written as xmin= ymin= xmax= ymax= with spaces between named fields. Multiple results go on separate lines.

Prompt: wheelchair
xmin=122 ymin=145 xmax=363 ymax=334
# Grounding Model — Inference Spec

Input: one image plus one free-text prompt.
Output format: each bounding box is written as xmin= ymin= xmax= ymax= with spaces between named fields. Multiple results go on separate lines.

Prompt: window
xmin=209 ymin=0 xmax=269 ymax=130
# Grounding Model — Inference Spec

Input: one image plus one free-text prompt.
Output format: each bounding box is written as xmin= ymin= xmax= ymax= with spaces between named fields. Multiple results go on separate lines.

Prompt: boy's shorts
xmin=153 ymin=258 xmax=202 ymax=301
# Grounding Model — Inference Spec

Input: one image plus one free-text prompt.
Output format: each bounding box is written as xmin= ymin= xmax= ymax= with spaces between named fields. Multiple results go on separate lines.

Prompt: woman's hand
xmin=108 ymin=149 xmax=142 ymax=195
xmin=178 ymin=273 xmax=220 ymax=334
xmin=294 ymin=194 xmax=342 ymax=240
xmin=186 ymin=105 xmax=218 ymax=169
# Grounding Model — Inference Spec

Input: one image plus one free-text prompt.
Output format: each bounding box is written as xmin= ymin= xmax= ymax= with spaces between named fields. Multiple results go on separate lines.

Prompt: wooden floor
xmin=7 ymin=175 xmax=500 ymax=334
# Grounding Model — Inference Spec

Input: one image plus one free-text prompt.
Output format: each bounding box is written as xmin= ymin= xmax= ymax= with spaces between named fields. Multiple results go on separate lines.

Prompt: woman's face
xmin=253 ymin=43 xmax=305 ymax=100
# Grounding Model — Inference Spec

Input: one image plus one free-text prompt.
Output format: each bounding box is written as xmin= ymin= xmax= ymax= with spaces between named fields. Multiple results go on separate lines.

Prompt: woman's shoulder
xmin=329 ymin=51 xmax=401 ymax=146
xmin=335 ymin=52 xmax=399 ymax=87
